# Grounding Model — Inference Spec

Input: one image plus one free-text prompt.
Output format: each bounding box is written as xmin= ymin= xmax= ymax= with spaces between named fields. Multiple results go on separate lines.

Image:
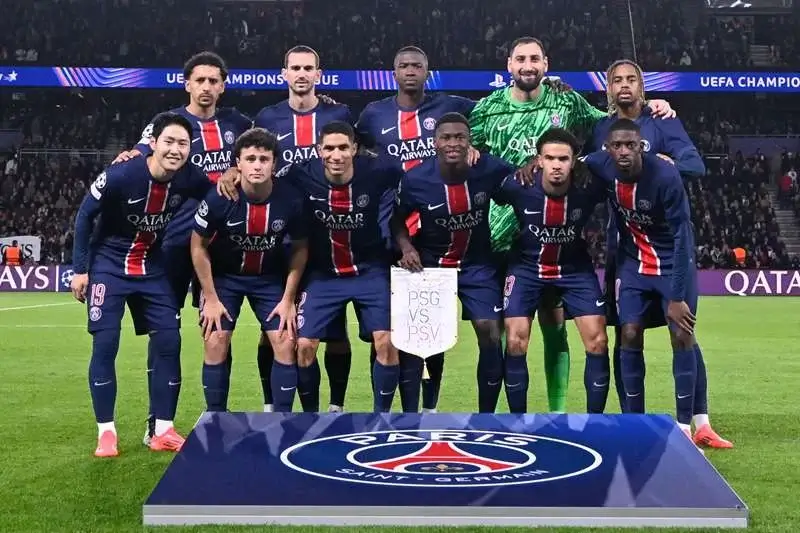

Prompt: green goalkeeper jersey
xmin=469 ymin=84 xmax=607 ymax=252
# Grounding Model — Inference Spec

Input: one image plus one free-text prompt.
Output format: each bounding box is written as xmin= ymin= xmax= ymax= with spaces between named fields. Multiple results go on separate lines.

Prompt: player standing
xmin=191 ymin=129 xmax=308 ymax=413
xmin=114 ymin=51 xmax=251 ymax=444
xmin=469 ymin=37 xmax=676 ymax=413
xmin=585 ymin=120 xmax=701 ymax=446
xmin=496 ymin=128 xmax=610 ymax=413
xmin=70 ymin=113 xmax=212 ymax=456
xmin=392 ymin=113 xmax=512 ymax=413
xmin=356 ymin=46 xmax=476 ymax=413
xmin=252 ymin=45 xmax=354 ymax=414
xmin=287 ymin=121 xmax=403 ymax=412
xmin=590 ymin=60 xmax=731 ymax=448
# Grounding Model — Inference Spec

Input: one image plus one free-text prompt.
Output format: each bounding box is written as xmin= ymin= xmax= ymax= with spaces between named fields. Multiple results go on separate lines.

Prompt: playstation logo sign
xmin=280 ymin=429 xmax=602 ymax=488
xmin=489 ymin=74 xmax=507 ymax=88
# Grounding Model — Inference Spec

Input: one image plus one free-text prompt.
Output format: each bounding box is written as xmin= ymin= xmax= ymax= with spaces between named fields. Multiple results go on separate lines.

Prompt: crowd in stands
xmin=1 ymin=0 xmax=795 ymax=71
xmin=1 ymin=3 xmax=799 ymax=268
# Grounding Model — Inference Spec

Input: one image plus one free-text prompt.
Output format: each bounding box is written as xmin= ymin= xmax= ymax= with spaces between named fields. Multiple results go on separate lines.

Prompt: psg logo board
xmin=143 ymin=413 xmax=748 ymax=528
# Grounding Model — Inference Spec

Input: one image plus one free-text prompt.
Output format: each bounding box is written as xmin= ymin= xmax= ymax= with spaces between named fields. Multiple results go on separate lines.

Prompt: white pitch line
xmin=0 ymin=302 xmax=74 ymax=312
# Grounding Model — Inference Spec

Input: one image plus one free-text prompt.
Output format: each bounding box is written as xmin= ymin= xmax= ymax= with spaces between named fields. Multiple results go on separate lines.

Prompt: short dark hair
xmin=509 ymin=36 xmax=547 ymax=58
xmin=150 ymin=112 xmax=193 ymax=141
xmin=234 ymin=128 xmax=279 ymax=160
xmin=535 ymin=128 xmax=580 ymax=155
xmin=607 ymin=118 xmax=642 ymax=137
xmin=183 ymin=51 xmax=228 ymax=80
xmin=435 ymin=112 xmax=469 ymax=132
xmin=395 ymin=46 xmax=427 ymax=63
xmin=284 ymin=45 xmax=320 ymax=68
xmin=319 ymin=121 xmax=356 ymax=144
xmin=11 ymin=240 xmax=18 ymax=246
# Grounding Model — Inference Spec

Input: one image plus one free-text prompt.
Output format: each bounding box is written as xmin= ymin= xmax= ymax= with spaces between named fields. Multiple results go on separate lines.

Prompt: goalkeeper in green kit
xmin=469 ymin=36 xmax=676 ymax=412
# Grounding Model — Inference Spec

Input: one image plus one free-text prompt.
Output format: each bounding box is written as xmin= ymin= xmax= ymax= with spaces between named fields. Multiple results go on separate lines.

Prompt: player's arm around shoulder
xmin=653 ymin=117 xmax=706 ymax=178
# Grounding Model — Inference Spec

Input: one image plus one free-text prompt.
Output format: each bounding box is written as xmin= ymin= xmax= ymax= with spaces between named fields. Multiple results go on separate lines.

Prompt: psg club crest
xmin=224 ymin=131 xmax=235 ymax=145
xmin=422 ymin=117 xmax=437 ymax=131
xmin=550 ymin=113 xmax=561 ymax=127
xmin=279 ymin=429 xmax=602 ymax=488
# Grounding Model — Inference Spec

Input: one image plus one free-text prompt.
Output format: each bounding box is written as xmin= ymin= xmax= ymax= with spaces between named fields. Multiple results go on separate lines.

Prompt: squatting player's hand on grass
xmin=70 ymin=273 xmax=89 ymax=303
xmin=217 ymin=167 xmax=240 ymax=200
xmin=111 ymin=149 xmax=142 ymax=165
xmin=648 ymin=99 xmax=677 ymax=119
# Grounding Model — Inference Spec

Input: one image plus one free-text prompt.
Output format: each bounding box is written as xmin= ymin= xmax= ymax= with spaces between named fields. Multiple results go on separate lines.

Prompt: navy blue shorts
xmin=87 ymin=271 xmax=179 ymax=335
xmin=298 ymin=269 xmax=390 ymax=341
xmin=200 ymin=275 xmax=285 ymax=332
xmin=503 ymin=266 xmax=605 ymax=319
xmin=617 ymin=263 xmax=698 ymax=332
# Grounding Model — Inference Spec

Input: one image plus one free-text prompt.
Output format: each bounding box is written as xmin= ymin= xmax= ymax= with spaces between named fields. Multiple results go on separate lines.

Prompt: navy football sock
xmin=477 ymin=343 xmax=504 ymax=413
xmin=372 ymin=359 xmax=400 ymax=412
xmin=584 ymin=352 xmax=611 ymax=414
xmin=271 ymin=361 xmax=298 ymax=412
xmin=324 ymin=347 xmax=352 ymax=408
xmin=503 ymin=353 xmax=529 ymax=413
xmin=297 ymin=359 xmax=321 ymax=412
xmin=89 ymin=329 xmax=121 ymax=423
xmin=620 ymin=347 xmax=646 ymax=413
xmin=369 ymin=343 xmax=377 ymax=382
xmin=612 ymin=337 xmax=626 ymax=412
xmin=693 ymin=343 xmax=709 ymax=416
xmin=150 ymin=329 xmax=182 ymax=421
xmin=398 ymin=351 xmax=423 ymax=413
xmin=421 ymin=352 xmax=444 ymax=410
xmin=257 ymin=342 xmax=274 ymax=405
xmin=146 ymin=339 xmax=156 ymax=418
xmin=673 ymin=347 xmax=697 ymax=425
xmin=202 ymin=361 xmax=228 ymax=412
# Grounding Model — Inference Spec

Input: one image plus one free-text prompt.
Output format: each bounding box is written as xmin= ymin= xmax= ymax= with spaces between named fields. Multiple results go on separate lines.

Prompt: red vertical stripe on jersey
xmin=200 ymin=120 xmax=224 ymax=182
xmin=439 ymin=183 xmax=472 ymax=268
xmin=539 ymin=195 xmax=568 ymax=279
xmin=329 ymin=186 xmax=357 ymax=276
xmin=241 ymin=203 xmax=269 ymax=275
xmin=615 ymin=181 xmax=661 ymax=275
xmin=398 ymin=110 xmax=423 ymax=171
xmin=125 ymin=181 xmax=170 ymax=276
xmin=294 ymin=113 xmax=316 ymax=147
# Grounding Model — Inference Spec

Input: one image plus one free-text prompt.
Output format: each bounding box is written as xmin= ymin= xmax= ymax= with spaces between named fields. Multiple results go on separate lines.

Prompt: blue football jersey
xmin=74 ymin=157 xmax=211 ymax=277
xmin=253 ymin=100 xmax=353 ymax=168
xmin=494 ymin=170 xmax=607 ymax=278
xmin=193 ymin=181 xmax=307 ymax=278
xmin=397 ymin=155 xmax=512 ymax=267
xmin=356 ymin=93 xmax=475 ymax=171
xmin=282 ymin=157 xmax=402 ymax=277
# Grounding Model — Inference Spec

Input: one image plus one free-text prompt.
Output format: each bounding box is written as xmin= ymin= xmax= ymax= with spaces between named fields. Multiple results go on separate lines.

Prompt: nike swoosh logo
xmin=277 ymin=133 xmax=292 ymax=141
xmin=93 ymin=380 xmax=112 ymax=387
xmin=381 ymin=127 xmax=396 ymax=134
xmin=309 ymin=195 xmax=327 ymax=201
xmin=523 ymin=209 xmax=541 ymax=215
xmin=493 ymin=305 xmax=503 ymax=312
xmin=593 ymin=381 xmax=608 ymax=388
xmin=168 ymin=380 xmax=181 ymax=386
xmin=379 ymin=390 xmax=394 ymax=396
xmin=281 ymin=386 xmax=296 ymax=391
xmin=487 ymin=380 xmax=501 ymax=386
xmin=128 ymin=198 xmax=146 ymax=204
xmin=626 ymin=392 xmax=641 ymax=397
xmin=192 ymin=138 xmax=201 ymax=143
xmin=677 ymin=393 xmax=692 ymax=399
xmin=226 ymin=220 xmax=245 ymax=227
xmin=428 ymin=203 xmax=445 ymax=210
xmin=595 ymin=300 xmax=605 ymax=307
xmin=506 ymin=382 xmax=521 ymax=389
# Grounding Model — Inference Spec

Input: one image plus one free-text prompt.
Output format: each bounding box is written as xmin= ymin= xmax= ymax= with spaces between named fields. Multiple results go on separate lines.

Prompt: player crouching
xmin=497 ymin=128 xmax=611 ymax=414
xmin=191 ymin=128 xmax=308 ymax=413
xmin=392 ymin=113 xmax=512 ymax=413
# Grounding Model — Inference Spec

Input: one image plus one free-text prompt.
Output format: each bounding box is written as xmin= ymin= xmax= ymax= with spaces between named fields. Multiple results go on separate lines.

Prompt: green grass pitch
xmin=0 ymin=293 xmax=798 ymax=532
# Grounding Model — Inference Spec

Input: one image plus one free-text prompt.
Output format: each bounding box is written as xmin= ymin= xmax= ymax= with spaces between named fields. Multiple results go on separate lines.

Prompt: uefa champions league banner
xmin=1 ymin=265 xmax=798 ymax=295
xmin=0 ymin=265 xmax=74 ymax=292
xmin=0 ymin=66 xmax=799 ymax=92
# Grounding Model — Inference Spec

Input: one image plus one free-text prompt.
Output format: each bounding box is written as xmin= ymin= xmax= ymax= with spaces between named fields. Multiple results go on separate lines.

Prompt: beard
xmin=512 ymin=71 xmax=544 ymax=92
